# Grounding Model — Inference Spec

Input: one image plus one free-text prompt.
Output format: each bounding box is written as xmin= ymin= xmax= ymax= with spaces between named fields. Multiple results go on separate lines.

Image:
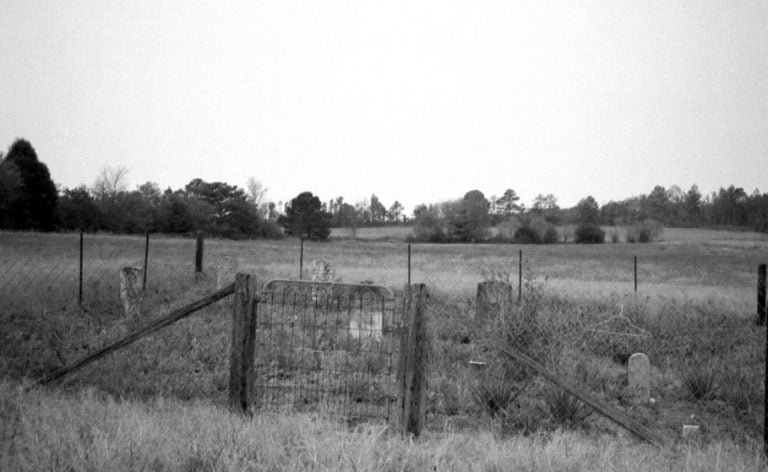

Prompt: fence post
xmin=195 ymin=232 xmax=204 ymax=276
xmin=143 ymin=231 xmax=150 ymax=291
xmin=229 ymin=273 xmax=257 ymax=414
xmin=518 ymin=249 xmax=523 ymax=301
xmin=78 ymin=230 xmax=84 ymax=305
xmin=407 ymin=243 xmax=411 ymax=285
xmin=634 ymin=256 xmax=638 ymax=293
xmin=758 ymin=264 xmax=766 ymax=326
xmin=299 ymin=238 xmax=304 ymax=279
xmin=399 ymin=283 xmax=428 ymax=437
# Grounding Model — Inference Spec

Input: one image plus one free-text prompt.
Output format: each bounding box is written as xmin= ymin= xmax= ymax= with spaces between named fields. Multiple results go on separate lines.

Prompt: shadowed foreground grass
xmin=1 ymin=382 xmax=764 ymax=472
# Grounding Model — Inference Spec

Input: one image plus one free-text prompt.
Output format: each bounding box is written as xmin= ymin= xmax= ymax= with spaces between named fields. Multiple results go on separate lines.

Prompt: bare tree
xmin=246 ymin=177 xmax=268 ymax=207
xmin=92 ymin=166 xmax=129 ymax=203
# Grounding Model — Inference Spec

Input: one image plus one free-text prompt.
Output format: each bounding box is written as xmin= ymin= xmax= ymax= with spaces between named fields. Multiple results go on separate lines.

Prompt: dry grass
xmin=1 ymin=381 xmax=765 ymax=472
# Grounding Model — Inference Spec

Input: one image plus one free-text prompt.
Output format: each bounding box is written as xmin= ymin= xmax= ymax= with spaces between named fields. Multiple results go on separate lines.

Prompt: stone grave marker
xmin=475 ymin=281 xmax=513 ymax=323
xmin=627 ymin=352 xmax=651 ymax=399
xmin=120 ymin=267 xmax=144 ymax=318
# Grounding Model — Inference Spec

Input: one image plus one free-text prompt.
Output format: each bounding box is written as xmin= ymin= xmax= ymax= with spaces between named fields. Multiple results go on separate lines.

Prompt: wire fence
xmin=252 ymin=280 xmax=401 ymax=423
xmin=1 ymin=230 xmax=766 ymax=441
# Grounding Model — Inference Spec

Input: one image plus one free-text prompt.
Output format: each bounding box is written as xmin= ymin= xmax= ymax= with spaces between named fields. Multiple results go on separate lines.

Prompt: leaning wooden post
xmin=229 ymin=273 xmax=257 ymax=414
xmin=399 ymin=283 xmax=428 ymax=437
xmin=758 ymin=263 xmax=766 ymax=326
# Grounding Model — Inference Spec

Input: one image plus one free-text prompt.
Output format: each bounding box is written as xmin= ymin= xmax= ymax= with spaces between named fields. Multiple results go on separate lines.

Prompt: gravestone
xmin=310 ymin=259 xmax=334 ymax=304
xmin=475 ymin=281 xmax=513 ymax=322
xmin=627 ymin=352 xmax=651 ymax=399
xmin=216 ymin=256 xmax=238 ymax=289
xmin=120 ymin=267 xmax=144 ymax=318
xmin=349 ymin=307 xmax=383 ymax=342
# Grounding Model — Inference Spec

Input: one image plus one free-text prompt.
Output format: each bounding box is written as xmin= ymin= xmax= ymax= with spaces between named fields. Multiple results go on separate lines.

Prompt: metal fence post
xmin=518 ymin=249 xmax=523 ymax=301
xmin=407 ymin=243 xmax=411 ymax=285
xmin=78 ymin=230 xmax=84 ymax=305
xmin=299 ymin=238 xmax=304 ymax=279
xmin=142 ymin=231 xmax=150 ymax=291
xmin=195 ymin=232 xmax=204 ymax=276
xmin=634 ymin=256 xmax=638 ymax=293
xmin=758 ymin=264 xmax=766 ymax=326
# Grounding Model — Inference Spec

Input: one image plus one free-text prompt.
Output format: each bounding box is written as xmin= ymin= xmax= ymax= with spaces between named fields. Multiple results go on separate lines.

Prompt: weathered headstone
xmin=120 ymin=267 xmax=144 ymax=318
xmin=310 ymin=259 xmax=334 ymax=304
xmin=349 ymin=307 xmax=383 ymax=342
xmin=475 ymin=281 xmax=513 ymax=322
xmin=627 ymin=352 xmax=651 ymax=399
xmin=216 ymin=256 xmax=238 ymax=289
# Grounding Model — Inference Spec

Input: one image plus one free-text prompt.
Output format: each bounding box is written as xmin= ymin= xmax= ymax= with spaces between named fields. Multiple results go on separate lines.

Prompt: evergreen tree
xmin=4 ymin=139 xmax=58 ymax=230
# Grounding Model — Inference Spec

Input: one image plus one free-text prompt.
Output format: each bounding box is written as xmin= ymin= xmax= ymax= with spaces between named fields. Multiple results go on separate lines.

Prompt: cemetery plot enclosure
xmin=253 ymin=279 xmax=402 ymax=423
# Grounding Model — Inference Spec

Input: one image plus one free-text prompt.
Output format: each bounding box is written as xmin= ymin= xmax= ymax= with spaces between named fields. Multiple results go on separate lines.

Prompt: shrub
xmin=626 ymin=219 xmax=664 ymax=243
xmin=574 ymin=224 xmax=605 ymax=244
xmin=513 ymin=226 xmax=541 ymax=244
xmin=542 ymin=226 xmax=559 ymax=244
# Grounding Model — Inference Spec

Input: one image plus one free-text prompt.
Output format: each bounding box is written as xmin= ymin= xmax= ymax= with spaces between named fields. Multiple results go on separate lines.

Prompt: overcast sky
xmin=2 ymin=1 xmax=767 ymax=212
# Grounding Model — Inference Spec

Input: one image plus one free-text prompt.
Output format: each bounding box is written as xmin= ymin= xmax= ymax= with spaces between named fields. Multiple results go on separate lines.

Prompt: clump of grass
xmin=682 ymin=363 xmax=717 ymax=400
xmin=720 ymin=369 xmax=758 ymax=413
xmin=474 ymin=370 xmax=521 ymax=418
xmin=542 ymin=388 xmax=591 ymax=429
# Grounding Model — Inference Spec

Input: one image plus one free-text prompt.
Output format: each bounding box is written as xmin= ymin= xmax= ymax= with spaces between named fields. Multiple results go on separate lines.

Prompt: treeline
xmin=408 ymin=185 xmax=768 ymax=244
xmin=597 ymin=184 xmax=768 ymax=231
xmin=2 ymin=138 xmax=767 ymax=241
xmin=0 ymin=139 xmax=282 ymax=239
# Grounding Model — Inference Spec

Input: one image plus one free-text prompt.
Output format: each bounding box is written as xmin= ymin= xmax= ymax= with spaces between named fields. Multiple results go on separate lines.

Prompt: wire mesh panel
xmin=254 ymin=279 xmax=402 ymax=424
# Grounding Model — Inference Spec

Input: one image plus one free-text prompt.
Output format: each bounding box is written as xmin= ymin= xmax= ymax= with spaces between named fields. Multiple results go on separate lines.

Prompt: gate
xmin=253 ymin=279 xmax=403 ymax=424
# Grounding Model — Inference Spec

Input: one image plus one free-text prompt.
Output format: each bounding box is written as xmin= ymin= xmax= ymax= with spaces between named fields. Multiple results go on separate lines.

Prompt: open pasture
xmin=1 ymin=226 xmax=765 ymax=316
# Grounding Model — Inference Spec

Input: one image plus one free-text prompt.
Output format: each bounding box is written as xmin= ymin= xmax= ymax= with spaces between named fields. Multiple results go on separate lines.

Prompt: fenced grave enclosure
xmin=30 ymin=273 xmax=428 ymax=435
xmin=253 ymin=279 xmax=401 ymax=423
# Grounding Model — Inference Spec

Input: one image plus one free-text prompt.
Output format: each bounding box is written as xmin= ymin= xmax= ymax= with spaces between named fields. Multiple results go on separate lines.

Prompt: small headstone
xmin=627 ymin=352 xmax=651 ymax=399
xmin=475 ymin=281 xmax=513 ymax=322
xmin=682 ymin=424 xmax=700 ymax=438
xmin=120 ymin=267 xmax=143 ymax=318
xmin=216 ymin=256 xmax=238 ymax=289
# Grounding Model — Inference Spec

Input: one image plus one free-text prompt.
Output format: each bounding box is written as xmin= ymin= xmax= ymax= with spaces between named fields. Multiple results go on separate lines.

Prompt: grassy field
xmin=1 ymin=227 xmax=767 ymax=469
xmin=2 ymin=381 xmax=765 ymax=471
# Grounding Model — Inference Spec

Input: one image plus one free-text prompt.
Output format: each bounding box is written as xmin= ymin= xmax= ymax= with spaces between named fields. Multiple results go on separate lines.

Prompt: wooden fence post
xmin=229 ymin=273 xmax=257 ymax=414
xmin=399 ymin=283 xmax=428 ymax=437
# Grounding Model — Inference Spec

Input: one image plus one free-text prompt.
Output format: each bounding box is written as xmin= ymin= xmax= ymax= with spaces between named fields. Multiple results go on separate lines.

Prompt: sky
xmin=2 ymin=1 xmax=767 ymax=213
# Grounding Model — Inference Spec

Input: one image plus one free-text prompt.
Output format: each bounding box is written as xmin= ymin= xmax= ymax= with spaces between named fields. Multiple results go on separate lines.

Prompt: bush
xmin=513 ymin=226 xmax=541 ymax=244
xmin=626 ymin=219 xmax=664 ymax=243
xmin=574 ymin=224 xmax=605 ymax=244
xmin=542 ymin=226 xmax=559 ymax=244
